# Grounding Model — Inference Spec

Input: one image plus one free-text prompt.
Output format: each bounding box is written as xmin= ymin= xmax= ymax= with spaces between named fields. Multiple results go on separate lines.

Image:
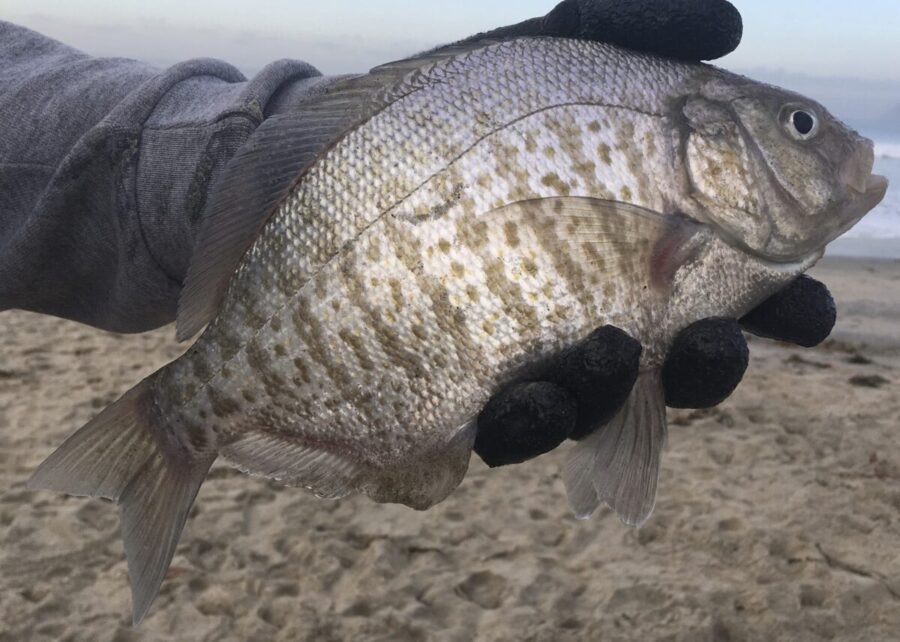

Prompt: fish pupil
xmin=792 ymin=111 xmax=815 ymax=136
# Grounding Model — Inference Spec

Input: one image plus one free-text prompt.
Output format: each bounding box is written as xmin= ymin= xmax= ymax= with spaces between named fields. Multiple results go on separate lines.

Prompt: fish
xmin=27 ymin=37 xmax=887 ymax=622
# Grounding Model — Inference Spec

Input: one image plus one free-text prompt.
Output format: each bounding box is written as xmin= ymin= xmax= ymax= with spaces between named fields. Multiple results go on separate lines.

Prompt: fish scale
xmin=165 ymin=41 xmax=697 ymax=445
xmin=28 ymin=37 xmax=887 ymax=623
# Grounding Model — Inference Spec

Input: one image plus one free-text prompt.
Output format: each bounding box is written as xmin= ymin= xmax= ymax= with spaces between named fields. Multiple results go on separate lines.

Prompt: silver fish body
xmin=29 ymin=38 xmax=887 ymax=622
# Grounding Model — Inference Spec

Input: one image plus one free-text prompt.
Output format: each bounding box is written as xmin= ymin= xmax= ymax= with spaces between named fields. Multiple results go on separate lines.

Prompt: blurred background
xmin=7 ymin=0 xmax=897 ymax=258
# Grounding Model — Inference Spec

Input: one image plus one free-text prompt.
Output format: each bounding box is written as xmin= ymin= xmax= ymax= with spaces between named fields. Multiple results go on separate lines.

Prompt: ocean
xmin=829 ymin=138 xmax=900 ymax=259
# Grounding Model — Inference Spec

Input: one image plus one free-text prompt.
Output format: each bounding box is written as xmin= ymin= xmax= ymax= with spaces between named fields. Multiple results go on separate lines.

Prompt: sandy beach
xmin=1 ymin=255 xmax=898 ymax=642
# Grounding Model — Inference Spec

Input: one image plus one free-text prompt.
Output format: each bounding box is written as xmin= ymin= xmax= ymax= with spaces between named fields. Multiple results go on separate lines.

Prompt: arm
xmin=0 ymin=21 xmax=325 ymax=332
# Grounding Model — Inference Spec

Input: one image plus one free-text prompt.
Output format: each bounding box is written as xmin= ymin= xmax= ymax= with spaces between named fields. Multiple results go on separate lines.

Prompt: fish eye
xmin=784 ymin=108 xmax=819 ymax=141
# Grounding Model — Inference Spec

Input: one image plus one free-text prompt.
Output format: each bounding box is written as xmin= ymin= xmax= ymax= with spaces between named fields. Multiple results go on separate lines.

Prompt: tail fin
xmin=28 ymin=378 xmax=216 ymax=624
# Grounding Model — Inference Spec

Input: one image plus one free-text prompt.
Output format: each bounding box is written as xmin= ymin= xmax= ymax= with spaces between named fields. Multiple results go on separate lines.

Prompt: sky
xmin=6 ymin=0 xmax=900 ymax=127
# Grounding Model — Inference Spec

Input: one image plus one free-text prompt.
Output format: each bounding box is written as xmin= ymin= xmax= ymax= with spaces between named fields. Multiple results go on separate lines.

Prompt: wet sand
xmin=1 ymin=256 xmax=898 ymax=641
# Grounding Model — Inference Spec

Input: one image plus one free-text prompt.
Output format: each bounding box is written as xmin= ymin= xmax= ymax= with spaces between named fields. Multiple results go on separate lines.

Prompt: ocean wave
xmin=875 ymin=142 xmax=900 ymax=160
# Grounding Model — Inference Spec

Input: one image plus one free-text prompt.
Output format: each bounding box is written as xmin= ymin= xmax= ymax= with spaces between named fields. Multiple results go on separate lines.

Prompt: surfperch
xmin=28 ymin=37 xmax=887 ymax=621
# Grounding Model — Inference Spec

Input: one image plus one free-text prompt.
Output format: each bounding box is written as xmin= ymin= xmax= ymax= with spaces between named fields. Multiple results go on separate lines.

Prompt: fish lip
xmin=854 ymin=174 xmax=889 ymax=197
xmin=846 ymin=173 xmax=888 ymax=216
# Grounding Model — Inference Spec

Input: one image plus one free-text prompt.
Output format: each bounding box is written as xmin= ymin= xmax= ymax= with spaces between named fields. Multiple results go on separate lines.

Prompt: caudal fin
xmin=28 ymin=378 xmax=216 ymax=624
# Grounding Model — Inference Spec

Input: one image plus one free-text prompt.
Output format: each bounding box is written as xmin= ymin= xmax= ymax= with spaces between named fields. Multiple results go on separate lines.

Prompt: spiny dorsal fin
xmin=176 ymin=39 xmax=503 ymax=341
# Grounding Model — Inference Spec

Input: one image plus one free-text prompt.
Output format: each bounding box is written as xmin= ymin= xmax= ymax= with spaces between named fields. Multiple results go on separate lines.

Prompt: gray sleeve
xmin=0 ymin=21 xmax=334 ymax=333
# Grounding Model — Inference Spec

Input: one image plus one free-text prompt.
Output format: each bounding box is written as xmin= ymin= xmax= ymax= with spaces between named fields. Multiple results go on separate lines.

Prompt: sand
xmin=1 ymin=256 xmax=898 ymax=642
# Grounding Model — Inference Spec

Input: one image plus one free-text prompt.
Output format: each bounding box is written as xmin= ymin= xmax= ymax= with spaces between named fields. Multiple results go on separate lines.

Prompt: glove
xmin=475 ymin=277 xmax=837 ymax=467
xmin=470 ymin=0 xmax=837 ymax=467
xmin=458 ymin=0 xmax=743 ymax=61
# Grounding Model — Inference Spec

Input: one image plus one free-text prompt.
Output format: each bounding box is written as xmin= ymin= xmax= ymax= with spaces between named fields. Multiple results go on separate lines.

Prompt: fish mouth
xmin=839 ymin=172 xmax=888 ymax=231
xmin=834 ymin=139 xmax=889 ymax=235
xmin=855 ymin=173 xmax=889 ymax=200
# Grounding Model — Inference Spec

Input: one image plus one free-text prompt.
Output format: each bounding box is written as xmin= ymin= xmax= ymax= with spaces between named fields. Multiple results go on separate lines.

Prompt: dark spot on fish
xmin=389 ymin=279 xmax=404 ymax=310
xmin=541 ymin=172 xmax=571 ymax=196
xmin=274 ymin=344 xmax=287 ymax=357
xmin=339 ymin=328 xmax=376 ymax=371
xmin=620 ymin=187 xmax=633 ymax=201
xmin=411 ymin=324 xmax=429 ymax=341
xmin=217 ymin=329 xmax=243 ymax=361
xmin=242 ymin=389 xmax=257 ymax=403
xmin=270 ymin=316 xmax=282 ymax=332
xmin=574 ymin=161 xmax=597 ymax=185
xmin=247 ymin=339 xmax=287 ymax=397
xmin=543 ymin=146 xmax=557 ymax=159
xmin=292 ymin=357 xmax=311 ymax=383
xmin=451 ymin=262 xmax=466 ymax=278
xmin=484 ymin=259 xmax=537 ymax=330
xmin=438 ymin=239 xmax=452 ymax=254
xmin=523 ymin=259 xmax=538 ymax=277
xmin=208 ymin=388 xmax=242 ymax=418
xmin=191 ymin=357 xmax=213 ymax=383
xmin=314 ymin=275 xmax=328 ymax=299
xmin=597 ymin=143 xmax=612 ymax=165
xmin=588 ymin=120 xmax=601 ymax=133
xmin=181 ymin=382 xmax=198 ymax=401
xmin=504 ymin=221 xmax=520 ymax=248
xmin=466 ymin=285 xmax=480 ymax=303
xmin=186 ymin=424 xmax=209 ymax=452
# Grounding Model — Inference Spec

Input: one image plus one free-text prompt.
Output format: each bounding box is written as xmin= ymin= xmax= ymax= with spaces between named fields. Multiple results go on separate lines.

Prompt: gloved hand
xmin=470 ymin=0 xmax=838 ymax=467
xmin=475 ymin=276 xmax=837 ymax=468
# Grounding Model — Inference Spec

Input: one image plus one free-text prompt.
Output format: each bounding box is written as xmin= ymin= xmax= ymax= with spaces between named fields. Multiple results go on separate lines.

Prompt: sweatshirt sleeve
xmin=0 ymin=21 xmax=331 ymax=333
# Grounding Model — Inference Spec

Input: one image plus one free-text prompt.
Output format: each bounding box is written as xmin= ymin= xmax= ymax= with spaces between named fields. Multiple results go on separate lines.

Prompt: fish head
xmin=682 ymin=75 xmax=888 ymax=262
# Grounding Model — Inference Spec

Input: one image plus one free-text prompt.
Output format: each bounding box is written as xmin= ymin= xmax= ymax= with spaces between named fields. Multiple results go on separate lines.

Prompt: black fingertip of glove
xmin=475 ymin=382 xmax=577 ymax=467
xmin=543 ymin=0 xmax=743 ymax=61
xmin=663 ymin=317 xmax=748 ymax=409
xmin=740 ymin=276 xmax=837 ymax=348
xmin=546 ymin=325 xmax=642 ymax=440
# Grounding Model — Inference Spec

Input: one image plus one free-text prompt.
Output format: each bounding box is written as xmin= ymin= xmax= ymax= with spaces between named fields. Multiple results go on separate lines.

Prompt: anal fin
xmin=563 ymin=371 xmax=667 ymax=527
xmin=221 ymin=431 xmax=363 ymax=500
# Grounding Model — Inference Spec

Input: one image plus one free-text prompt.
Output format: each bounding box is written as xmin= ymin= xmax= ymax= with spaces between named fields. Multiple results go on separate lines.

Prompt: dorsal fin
xmin=176 ymin=39 xmax=502 ymax=341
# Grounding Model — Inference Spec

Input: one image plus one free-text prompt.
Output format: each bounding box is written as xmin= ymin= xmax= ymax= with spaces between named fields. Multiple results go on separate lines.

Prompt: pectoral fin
xmin=563 ymin=371 xmax=667 ymax=527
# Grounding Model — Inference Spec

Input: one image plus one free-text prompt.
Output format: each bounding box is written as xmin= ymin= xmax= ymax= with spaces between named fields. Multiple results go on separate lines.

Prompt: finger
xmin=663 ymin=317 xmax=749 ymax=409
xmin=740 ymin=276 xmax=837 ymax=348
xmin=475 ymin=382 xmax=576 ymax=467
xmin=544 ymin=325 xmax=642 ymax=440
xmin=460 ymin=0 xmax=743 ymax=61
